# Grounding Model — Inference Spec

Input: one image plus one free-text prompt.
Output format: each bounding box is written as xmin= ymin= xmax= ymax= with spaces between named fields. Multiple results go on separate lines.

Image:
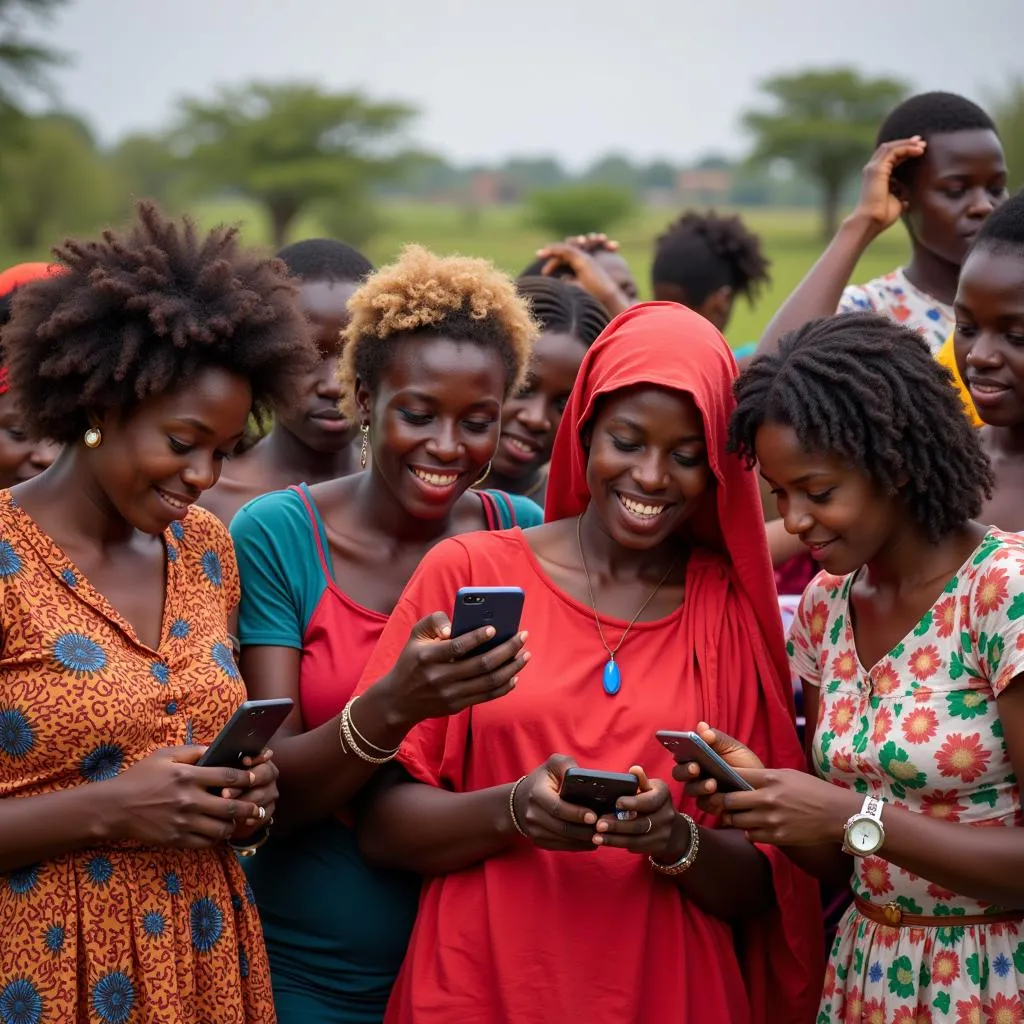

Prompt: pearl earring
xmin=84 ymin=427 xmax=102 ymax=449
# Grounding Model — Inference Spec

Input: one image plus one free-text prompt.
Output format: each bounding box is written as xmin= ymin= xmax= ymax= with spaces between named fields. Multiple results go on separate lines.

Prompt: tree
xmin=743 ymin=69 xmax=908 ymax=238
xmin=525 ymin=184 xmax=637 ymax=238
xmin=173 ymin=82 xmax=417 ymax=247
xmin=991 ymin=78 xmax=1024 ymax=193
xmin=582 ymin=153 xmax=640 ymax=192
xmin=0 ymin=113 xmax=117 ymax=251
xmin=109 ymin=131 xmax=184 ymax=209
xmin=0 ymin=0 xmax=67 ymax=135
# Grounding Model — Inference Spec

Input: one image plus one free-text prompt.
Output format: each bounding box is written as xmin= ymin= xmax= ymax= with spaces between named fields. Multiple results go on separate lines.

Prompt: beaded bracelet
xmin=508 ymin=775 xmax=529 ymax=838
xmin=339 ymin=699 xmax=399 ymax=765
xmin=649 ymin=813 xmax=700 ymax=875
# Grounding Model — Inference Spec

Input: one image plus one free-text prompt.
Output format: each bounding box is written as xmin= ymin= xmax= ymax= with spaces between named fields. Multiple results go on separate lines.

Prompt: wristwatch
xmin=842 ymin=795 xmax=885 ymax=857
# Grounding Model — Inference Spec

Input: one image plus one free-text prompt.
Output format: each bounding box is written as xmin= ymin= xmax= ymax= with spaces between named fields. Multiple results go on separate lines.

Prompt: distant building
xmin=469 ymin=171 xmax=519 ymax=205
xmin=674 ymin=167 xmax=733 ymax=205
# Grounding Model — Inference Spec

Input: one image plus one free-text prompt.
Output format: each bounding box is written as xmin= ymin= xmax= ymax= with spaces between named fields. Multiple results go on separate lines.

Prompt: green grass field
xmin=4 ymin=199 xmax=910 ymax=346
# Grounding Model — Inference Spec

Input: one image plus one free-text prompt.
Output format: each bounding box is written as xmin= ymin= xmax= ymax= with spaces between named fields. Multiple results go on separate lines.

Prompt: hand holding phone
xmin=656 ymin=730 xmax=753 ymax=793
xmin=558 ymin=768 xmax=640 ymax=817
xmin=450 ymin=587 xmax=525 ymax=657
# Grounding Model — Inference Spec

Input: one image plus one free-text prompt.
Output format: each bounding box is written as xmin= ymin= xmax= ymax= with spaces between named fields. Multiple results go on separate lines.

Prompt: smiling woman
xmin=351 ymin=302 xmax=822 ymax=1024
xmin=0 ymin=200 xmax=314 ymax=1023
xmin=230 ymin=244 xmax=542 ymax=1024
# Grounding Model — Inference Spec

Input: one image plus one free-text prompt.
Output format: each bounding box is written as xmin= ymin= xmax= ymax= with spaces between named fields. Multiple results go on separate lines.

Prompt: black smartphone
xmin=559 ymin=768 xmax=640 ymax=817
xmin=197 ymin=698 xmax=294 ymax=772
xmin=450 ymin=587 xmax=525 ymax=657
xmin=656 ymin=730 xmax=753 ymax=793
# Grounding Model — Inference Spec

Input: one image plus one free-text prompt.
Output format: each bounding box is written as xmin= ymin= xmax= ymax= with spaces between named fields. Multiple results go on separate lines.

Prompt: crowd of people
xmin=0 ymin=89 xmax=1021 ymax=1024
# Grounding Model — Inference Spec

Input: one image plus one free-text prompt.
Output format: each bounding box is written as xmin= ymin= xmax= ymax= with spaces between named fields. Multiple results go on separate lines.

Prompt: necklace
xmin=575 ymin=514 xmax=679 ymax=696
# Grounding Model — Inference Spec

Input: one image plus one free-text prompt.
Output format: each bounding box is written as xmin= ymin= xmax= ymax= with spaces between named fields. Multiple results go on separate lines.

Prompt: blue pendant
xmin=603 ymin=658 xmax=621 ymax=696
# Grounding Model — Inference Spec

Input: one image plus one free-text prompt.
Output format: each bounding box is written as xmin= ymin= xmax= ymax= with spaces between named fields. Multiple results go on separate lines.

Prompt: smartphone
xmin=197 ymin=698 xmax=294 ymax=771
xmin=450 ymin=587 xmax=525 ymax=657
xmin=656 ymin=730 xmax=753 ymax=793
xmin=559 ymin=768 xmax=640 ymax=817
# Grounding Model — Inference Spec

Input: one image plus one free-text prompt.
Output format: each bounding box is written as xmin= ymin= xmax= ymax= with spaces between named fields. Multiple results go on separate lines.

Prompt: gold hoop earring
xmin=473 ymin=460 xmax=492 ymax=488
xmin=359 ymin=423 xmax=370 ymax=470
xmin=84 ymin=427 xmax=102 ymax=449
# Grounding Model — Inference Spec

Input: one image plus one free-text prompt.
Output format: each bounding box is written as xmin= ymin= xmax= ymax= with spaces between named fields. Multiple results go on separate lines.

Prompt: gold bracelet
xmin=649 ymin=813 xmax=700 ymax=875
xmin=347 ymin=696 xmax=400 ymax=756
xmin=339 ymin=701 xmax=399 ymax=765
xmin=229 ymin=822 xmax=272 ymax=859
xmin=508 ymin=775 xmax=529 ymax=838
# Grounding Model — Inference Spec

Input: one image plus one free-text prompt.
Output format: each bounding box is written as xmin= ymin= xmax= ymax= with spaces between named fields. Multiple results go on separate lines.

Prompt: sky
xmin=33 ymin=0 xmax=1024 ymax=169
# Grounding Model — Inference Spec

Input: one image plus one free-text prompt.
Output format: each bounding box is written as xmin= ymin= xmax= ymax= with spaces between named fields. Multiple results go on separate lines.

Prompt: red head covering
xmin=0 ymin=262 xmax=64 ymax=396
xmin=545 ymin=300 xmax=788 ymax=687
xmin=545 ymin=302 xmax=822 ymax=1022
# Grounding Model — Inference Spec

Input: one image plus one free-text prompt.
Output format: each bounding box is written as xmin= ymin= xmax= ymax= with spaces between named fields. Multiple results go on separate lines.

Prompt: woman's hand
xmin=513 ymin=754 xmax=601 ymax=852
xmin=850 ymin=136 xmax=928 ymax=233
xmin=104 ymin=746 xmax=262 ymax=848
xmin=533 ymin=242 xmax=630 ymax=315
xmin=382 ymin=613 xmax=529 ymax=730
xmin=671 ymin=721 xmax=766 ymax=800
xmin=592 ymin=766 xmax=677 ymax=857
xmin=225 ymin=749 xmax=279 ymax=838
xmin=714 ymin=769 xmax=859 ymax=848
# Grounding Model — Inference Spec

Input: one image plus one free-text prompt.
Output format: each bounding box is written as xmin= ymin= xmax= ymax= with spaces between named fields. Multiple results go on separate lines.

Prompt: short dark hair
xmin=276 ymin=238 xmax=374 ymax=283
xmin=652 ymin=211 xmax=770 ymax=306
xmin=972 ymin=186 xmax=1024 ymax=259
xmin=729 ymin=313 xmax=993 ymax=543
xmin=4 ymin=201 xmax=314 ymax=444
xmin=876 ymin=91 xmax=998 ymax=185
xmin=515 ymin=276 xmax=608 ymax=348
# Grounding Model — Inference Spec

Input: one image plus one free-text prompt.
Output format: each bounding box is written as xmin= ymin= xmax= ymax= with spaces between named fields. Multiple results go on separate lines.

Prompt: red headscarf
xmin=545 ymin=300 xmax=789 ymax=687
xmin=0 ymin=262 xmax=64 ymax=396
xmin=546 ymin=302 xmax=823 ymax=1023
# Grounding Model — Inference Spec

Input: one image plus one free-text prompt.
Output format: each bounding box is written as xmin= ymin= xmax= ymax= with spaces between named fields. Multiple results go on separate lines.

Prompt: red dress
xmin=357 ymin=531 xmax=819 ymax=1024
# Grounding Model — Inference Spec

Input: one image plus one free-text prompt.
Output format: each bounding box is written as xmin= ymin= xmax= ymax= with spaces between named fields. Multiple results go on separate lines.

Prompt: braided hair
xmin=729 ymin=313 xmax=993 ymax=542
xmin=515 ymin=276 xmax=608 ymax=347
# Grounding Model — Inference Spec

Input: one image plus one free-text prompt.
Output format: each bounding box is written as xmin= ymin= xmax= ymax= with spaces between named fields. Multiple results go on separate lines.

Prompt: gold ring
xmin=257 ymin=805 xmax=266 ymax=822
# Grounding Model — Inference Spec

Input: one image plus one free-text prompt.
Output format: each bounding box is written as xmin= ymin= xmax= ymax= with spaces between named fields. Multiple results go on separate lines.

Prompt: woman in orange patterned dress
xmin=0 ymin=203 xmax=315 ymax=1024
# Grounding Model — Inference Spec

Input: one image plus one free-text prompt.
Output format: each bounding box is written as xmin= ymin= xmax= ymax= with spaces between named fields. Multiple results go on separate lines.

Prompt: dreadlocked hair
xmin=653 ymin=211 xmax=770 ymax=305
xmin=728 ymin=313 xmax=993 ymax=543
xmin=3 ymin=202 xmax=314 ymax=445
xmin=339 ymin=244 xmax=538 ymax=419
xmin=515 ymin=276 xmax=608 ymax=347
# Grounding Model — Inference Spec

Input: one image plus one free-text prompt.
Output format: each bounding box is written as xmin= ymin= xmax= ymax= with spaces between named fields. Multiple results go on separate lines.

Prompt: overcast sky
xmin=38 ymin=0 xmax=1024 ymax=168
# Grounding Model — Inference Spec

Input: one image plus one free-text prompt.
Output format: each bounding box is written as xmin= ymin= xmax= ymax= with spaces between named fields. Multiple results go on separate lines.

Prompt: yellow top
xmin=936 ymin=332 xmax=983 ymax=428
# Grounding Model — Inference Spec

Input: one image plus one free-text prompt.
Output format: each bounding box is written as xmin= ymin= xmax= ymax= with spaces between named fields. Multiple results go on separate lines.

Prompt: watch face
xmin=848 ymin=817 xmax=883 ymax=854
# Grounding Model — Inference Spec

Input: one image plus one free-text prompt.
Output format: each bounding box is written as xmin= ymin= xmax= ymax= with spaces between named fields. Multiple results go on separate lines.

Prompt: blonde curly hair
xmin=338 ymin=244 xmax=538 ymax=418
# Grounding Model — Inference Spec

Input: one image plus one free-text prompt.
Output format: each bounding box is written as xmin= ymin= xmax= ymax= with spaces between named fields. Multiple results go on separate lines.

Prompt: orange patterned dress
xmin=0 ymin=493 xmax=274 ymax=1024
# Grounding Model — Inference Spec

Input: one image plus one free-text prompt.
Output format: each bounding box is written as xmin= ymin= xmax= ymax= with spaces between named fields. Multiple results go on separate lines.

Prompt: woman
xmin=484 ymin=275 xmax=608 ymax=505
xmin=201 ymin=238 xmax=374 ymax=525
xmin=352 ymin=302 xmax=823 ymax=1024
xmin=0 ymin=203 xmax=313 ymax=1022
xmin=231 ymin=244 xmax=543 ymax=1023
xmin=689 ymin=312 xmax=1024 ymax=1021
xmin=952 ymin=188 xmax=1024 ymax=529
xmin=0 ymin=263 xmax=61 ymax=485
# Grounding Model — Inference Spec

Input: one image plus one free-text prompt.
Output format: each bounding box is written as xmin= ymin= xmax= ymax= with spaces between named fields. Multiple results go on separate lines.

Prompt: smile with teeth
xmin=504 ymin=437 xmax=536 ymax=455
xmin=156 ymin=488 xmax=192 ymax=510
xmin=410 ymin=468 xmax=461 ymax=487
xmin=619 ymin=495 xmax=668 ymax=518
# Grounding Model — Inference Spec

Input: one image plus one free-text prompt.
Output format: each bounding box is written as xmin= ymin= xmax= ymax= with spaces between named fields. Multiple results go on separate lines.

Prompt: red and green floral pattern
xmin=789 ymin=529 xmax=1024 ymax=1021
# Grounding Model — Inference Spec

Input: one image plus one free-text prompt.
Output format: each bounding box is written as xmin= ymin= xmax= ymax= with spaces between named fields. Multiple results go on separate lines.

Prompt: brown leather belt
xmin=855 ymin=895 xmax=1023 ymax=928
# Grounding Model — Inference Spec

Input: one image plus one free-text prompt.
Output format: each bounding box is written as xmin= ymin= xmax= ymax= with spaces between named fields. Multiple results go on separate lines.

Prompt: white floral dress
xmin=789 ymin=529 xmax=1024 ymax=1023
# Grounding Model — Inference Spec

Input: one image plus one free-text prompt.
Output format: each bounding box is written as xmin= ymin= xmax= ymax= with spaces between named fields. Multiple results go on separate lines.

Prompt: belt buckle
xmin=883 ymin=902 xmax=903 ymax=926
